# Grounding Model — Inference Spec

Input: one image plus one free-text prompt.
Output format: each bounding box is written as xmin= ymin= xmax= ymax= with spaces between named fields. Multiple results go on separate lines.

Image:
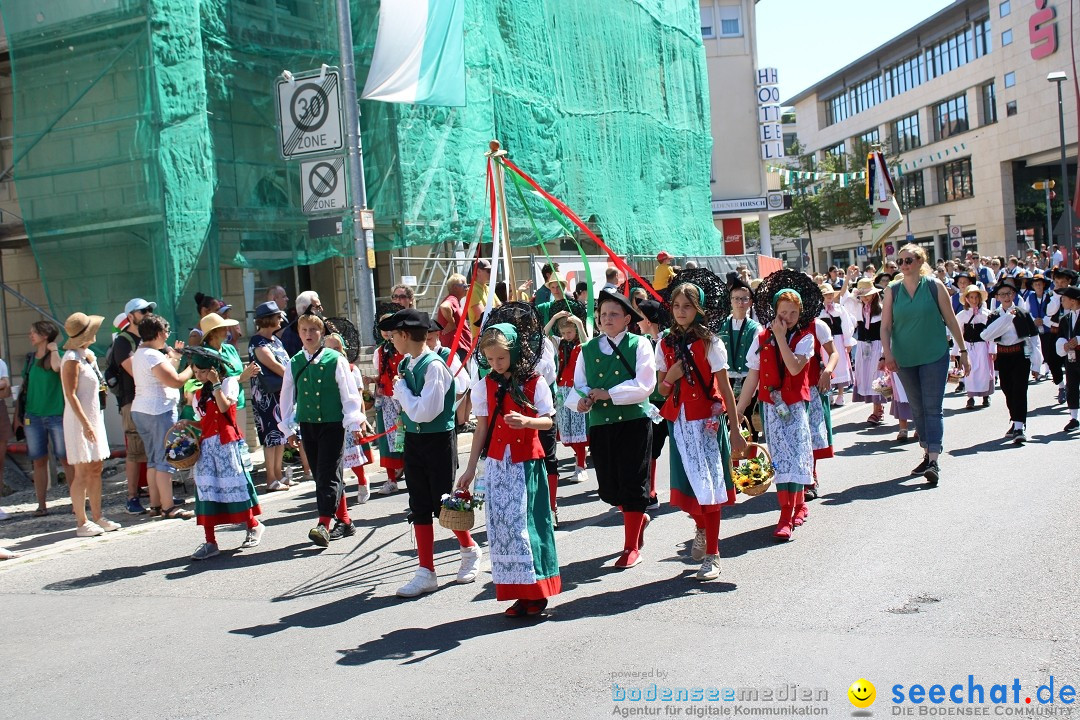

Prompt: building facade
xmin=786 ymin=0 xmax=1077 ymax=268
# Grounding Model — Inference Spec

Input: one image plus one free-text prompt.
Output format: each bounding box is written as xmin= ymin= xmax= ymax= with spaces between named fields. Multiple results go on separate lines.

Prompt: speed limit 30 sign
xmin=276 ymin=68 xmax=344 ymax=159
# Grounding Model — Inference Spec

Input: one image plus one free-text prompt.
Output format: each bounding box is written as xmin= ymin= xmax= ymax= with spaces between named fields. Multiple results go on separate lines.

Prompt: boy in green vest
xmin=574 ymin=290 xmax=657 ymax=568
xmin=380 ymin=309 xmax=481 ymax=598
xmin=277 ymin=314 xmax=368 ymax=547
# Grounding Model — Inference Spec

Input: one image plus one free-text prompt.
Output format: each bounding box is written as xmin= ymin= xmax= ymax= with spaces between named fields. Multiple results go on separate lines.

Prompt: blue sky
xmin=756 ymin=0 xmax=955 ymax=103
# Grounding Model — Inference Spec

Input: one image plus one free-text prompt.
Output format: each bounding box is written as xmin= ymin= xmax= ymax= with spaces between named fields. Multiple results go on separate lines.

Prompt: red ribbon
xmin=498 ymin=156 xmax=664 ymax=303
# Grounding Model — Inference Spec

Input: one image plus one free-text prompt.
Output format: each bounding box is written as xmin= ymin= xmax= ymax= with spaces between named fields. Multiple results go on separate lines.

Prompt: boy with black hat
xmin=981 ymin=277 xmax=1040 ymax=443
xmin=277 ymin=313 xmax=367 ymax=546
xmin=1055 ymin=286 xmax=1080 ymax=431
xmin=1048 ymin=268 xmax=1080 ymax=402
xmin=573 ymin=290 xmax=657 ymax=569
xmin=382 ymin=308 xmax=481 ymax=598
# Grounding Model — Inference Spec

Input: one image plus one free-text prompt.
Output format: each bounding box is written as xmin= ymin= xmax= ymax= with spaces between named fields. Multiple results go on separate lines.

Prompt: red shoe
xmin=614 ymin=549 xmax=641 ymax=568
xmin=773 ymin=498 xmax=794 ymax=541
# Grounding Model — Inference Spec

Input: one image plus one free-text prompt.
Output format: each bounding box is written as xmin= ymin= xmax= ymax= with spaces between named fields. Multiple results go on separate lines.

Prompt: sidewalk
xmin=0 ymin=431 xmax=479 ymax=565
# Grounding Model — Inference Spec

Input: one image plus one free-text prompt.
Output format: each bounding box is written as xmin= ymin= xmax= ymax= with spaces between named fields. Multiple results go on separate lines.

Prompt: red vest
xmin=757 ymin=328 xmax=812 ymax=406
xmin=486 ymin=374 xmax=546 ymax=463
xmin=659 ymin=337 xmax=722 ymax=422
xmin=806 ymin=329 xmax=824 ymax=388
xmin=198 ymin=390 xmax=242 ymax=445
xmin=556 ymin=342 xmax=581 ymax=388
xmin=377 ymin=344 xmax=403 ymax=396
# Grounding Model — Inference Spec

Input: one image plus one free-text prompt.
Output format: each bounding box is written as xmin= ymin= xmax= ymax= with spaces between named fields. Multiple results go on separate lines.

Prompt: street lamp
xmin=1047 ymin=71 xmax=1075 ymax=266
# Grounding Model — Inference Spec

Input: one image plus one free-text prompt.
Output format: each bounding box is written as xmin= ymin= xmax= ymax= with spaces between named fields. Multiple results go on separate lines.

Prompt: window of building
xmin=891 ymin=113 xmax=921 ymax=154
xmin=936 ymin=157 xmax=974 ymax=202
xmin=898 ymin=171 xmax=926 ymax=209
xmin=982 ymin=81 xmax=997 ymax=124
xmin=783 ymin=132 xmax=799 ymax=156
xmin=717 ymin=5 xmax=742 ymax=36
xmin=934 ymin=94 xmax=969 ymax=140
xmin=1001 ymin=29 xmax=1013 ymax=46
xmin=1000 ymin=0 xmax=1011 ymax=17
xmin=824 ymin=142 xmax=846 ymax=159
xmin=926 ymin=27 xmax=975 ymax=79
xmin=1006 ymin=100 xmax=1018 ymax=116
xmin=884 ymin=54 xmax=925 ymax=98
xmin=974 ymin=18 xmax=992 ymax=58
xmin=1004 ymin=71 xmax=1016 ymax=88
xmin=852 ymin=75 xmax=884 ymax=114
xmin=700 ymin=5 xmax=714 ymax=38
xmin=858 ymin=128 xmax=880 ymax=149
xmin=825 ymin=93 xmax=850 ymax=126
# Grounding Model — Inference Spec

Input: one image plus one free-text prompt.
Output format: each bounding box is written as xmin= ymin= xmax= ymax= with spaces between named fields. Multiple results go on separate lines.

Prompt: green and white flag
xmin=361 ymin=0 xmax=466 ymax=106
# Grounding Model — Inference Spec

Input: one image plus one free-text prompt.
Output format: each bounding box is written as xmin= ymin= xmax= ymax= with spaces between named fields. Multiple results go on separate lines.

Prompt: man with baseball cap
xmin=114 ymin=298 xmax=156 ymax=514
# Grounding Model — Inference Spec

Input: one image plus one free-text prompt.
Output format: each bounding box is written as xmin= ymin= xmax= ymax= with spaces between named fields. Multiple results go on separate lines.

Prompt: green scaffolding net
xmin=0 ymin=0 xmax=718 ymax=334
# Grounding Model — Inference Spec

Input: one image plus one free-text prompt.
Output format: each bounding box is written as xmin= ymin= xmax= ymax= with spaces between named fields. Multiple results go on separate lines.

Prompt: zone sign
xmin=276 ymin=68 xmax=344 ymax=159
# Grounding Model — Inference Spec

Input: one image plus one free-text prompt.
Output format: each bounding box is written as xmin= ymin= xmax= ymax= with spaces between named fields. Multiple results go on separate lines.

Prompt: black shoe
xmin=983 ymin=396 xmax=991 ymax=407
xmin=328 ymin=520 xmax=356 ymax=541
xmin=966 ymin=397 xmax=975 ymax=409
xmin=1005 ymin=425 xmax=1018 ymax=438
xmin=308 ymin=525 xmax=330 ymax=547
xmin=912 ymin=454 xmax=930 ymax=475
xmin=455 ymin=421 xmax=477 ymax=434
xmin=804 ymin=483 xmax=818 ymax=500
xmin=956 ymin=382 xmax=965 ymax=394
xmin=1065 ymin=419 xmax=1079 ymax=432
xmin=923 ymin=460 xmax=940 ymax=486
xmin=1013 ymin=429 xmax=1027 ymax=444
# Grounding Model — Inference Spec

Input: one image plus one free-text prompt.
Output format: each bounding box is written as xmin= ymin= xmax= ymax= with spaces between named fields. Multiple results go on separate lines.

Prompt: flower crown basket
xmin=438 ymin=490 xmax=484 ymax=531
xmin=732 ymin=442 xmax=774 ymax=497
xmin=165 ymin=422 xmax=200 ymax=470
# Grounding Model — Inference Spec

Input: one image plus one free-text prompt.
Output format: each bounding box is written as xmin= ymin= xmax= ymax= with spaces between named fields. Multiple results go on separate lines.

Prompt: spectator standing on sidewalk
xmin=19 ymin=320 xmax=73 ymax=517
xmin=60 ymin=312 xmax=121 ymax=538
xmin=112 ymin=299 xmax=155 ymax=515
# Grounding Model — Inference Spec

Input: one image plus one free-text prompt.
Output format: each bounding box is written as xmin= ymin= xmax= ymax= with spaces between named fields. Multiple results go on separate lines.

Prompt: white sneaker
xmin=456 ymin=545 xmax=483 ymax=584
xmin=695 ymin=554 xmax=721 ymax=580
xmin=357 ymin=484 xmax=371 ymax=504
xmin=191 ymin=542 xmax=220 ymax=561
xmin=378 ymin=480 xmax=399 ymax=495
xmin=572 ymin=466 xmax=588 ymax=484
xmin=396 ymin=567 xmax=438 ymax=598
xmin=95 ymin=517 xmax=122 ymax=532
xmin=240 ymin=522 xmax=265 ymax=548
xmin=691 ymin=528 xmax=706 ymax=561
xmin=76 ymin=522 xmax=105 ymax=537
xmin=0 ymin=507 xmax=8 ymax=520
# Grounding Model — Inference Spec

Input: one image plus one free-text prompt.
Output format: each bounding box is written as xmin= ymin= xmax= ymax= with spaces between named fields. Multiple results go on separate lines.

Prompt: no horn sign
xmin=276 ymin=68 xmax=344 ymax=159
xmin=300 ymin=157 xmax=347 ymax=215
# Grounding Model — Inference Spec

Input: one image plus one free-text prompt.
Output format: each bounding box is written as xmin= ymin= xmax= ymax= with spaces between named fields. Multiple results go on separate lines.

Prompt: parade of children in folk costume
xmin=737 ymin=270 xmax=824 ymax=541
xmin=654 ymin=269 xmax=746 ymax=579
xmin=458 ymin=303 xmax=561 ymax=617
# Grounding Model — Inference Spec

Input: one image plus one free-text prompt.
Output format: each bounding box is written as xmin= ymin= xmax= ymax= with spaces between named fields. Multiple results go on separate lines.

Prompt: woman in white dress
xmin=60 ymin=312 xmax=120 ymax=537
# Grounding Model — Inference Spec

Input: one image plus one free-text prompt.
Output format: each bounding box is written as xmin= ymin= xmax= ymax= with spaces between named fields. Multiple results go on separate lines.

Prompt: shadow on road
xmin=335 ymin=575 xmax=735 ymax=666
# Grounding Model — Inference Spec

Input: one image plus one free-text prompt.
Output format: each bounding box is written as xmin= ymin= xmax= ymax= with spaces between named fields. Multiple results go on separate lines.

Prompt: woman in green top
xmin=19 ymin=320 xmax=74 ymax=516
xmin=882 ymin=244 xmax=970 ymax=485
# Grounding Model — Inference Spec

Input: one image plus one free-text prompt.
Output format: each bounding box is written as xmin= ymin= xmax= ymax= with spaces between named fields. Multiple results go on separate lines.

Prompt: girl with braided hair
xmin=656 ymin=282 xmax=746 ymax=580
xmin=458 ymin=323 xmax=560 ymax=618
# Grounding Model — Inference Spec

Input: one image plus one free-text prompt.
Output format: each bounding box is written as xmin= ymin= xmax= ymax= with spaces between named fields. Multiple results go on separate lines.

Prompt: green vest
xmin=291 ymin=348 xmax=344 ymax=424
xmin=582 ymin=333 xmax=649 ymax=426
xmin=399 ymin=351 xmax=455 ymax=434
xmin=719 ymin=316 xmax=761 ymax=375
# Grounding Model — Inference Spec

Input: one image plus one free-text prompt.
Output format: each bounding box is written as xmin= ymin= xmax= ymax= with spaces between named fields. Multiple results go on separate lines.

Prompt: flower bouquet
xmin=164 ymin=422 xmax=200 ymax=470
xmin=871 ymin=373 xmax=894 ymax=401
xmin=731 ymin=443 xmax=774 ymax=497
xmin=438 ymin=489 xmax=484 ymax=531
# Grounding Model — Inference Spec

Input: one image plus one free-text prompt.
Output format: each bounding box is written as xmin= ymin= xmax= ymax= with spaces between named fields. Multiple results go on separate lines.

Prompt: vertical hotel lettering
xmin=1030 ymin=0 xmax=1058 ymax=60
xmin=757 ymin=68 xmax=785 ymax=161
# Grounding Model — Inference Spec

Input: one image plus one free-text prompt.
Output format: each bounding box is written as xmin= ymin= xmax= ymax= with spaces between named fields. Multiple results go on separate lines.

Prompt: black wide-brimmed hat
xmin=1053 ymin=267 xmax=1079 ymax=285
xmin=378 ymin=308 xmax=431 ymax=332
xmin=728 ymin=275 xmax=754 ymax=297
xmin=1056 ymin=286 xmax=1080 ymax=301
xmin=474 ymin=301 xmax=544 ymax=381
xmin=373 ymin=301 xmax=402 ymax=342
xmin=636 ymin=298 xmax=670 ymax=332
xmin=874 ymin=271 xmax=897 ymax=289
xmin=596 ymin=289 xmax=643 ymax=324
xmin=324 ymin=316 xmax=360 ymax=363
xmin=661 ymin=267 xmax=730 ymax=334
xmin=752 ymin=269 xmax=824 ymax=329
xmin=990 ymin=277 xmax=1022 ymax=297
xmin=181 ymin=345 xmax=227 ymax=373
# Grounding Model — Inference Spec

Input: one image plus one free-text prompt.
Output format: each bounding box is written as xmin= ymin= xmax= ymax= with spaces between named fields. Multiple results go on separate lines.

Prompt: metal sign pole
xmin=336 ymin=0 xmax=377 ymax=343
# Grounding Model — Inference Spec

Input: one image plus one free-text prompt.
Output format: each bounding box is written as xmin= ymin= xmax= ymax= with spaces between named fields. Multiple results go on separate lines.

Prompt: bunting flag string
xmin=766 ymin=141 xmax=969 ymax=183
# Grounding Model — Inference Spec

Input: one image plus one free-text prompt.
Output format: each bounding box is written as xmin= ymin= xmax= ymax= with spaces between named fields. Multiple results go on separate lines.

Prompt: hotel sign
xmin=756 ymin=68 xmax=785 ymax=160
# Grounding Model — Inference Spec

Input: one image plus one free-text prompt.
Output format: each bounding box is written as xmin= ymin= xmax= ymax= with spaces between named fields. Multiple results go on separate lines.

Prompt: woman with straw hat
xmin=60 ymin=311 xmax=121 ymax=537
xmin=953 ymin=284 xmax=995 ymax=409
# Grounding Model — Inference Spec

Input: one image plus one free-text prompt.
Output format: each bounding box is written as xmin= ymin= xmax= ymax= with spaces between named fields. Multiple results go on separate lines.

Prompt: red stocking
xmin=548 ymin=474 xmax=558 ymax=511
xmin=572 ymin=443 xmax=587 ymax=467
xmin=452 ymin=529 xmax=476 ymax=548
xmin=691 ymin=513 xmax=705 ymax=530
xmin=623 ymin=511 xmax=645 ymax=551
xmin=336 ymin=494 xmax=351 ymax=524
xmin=352 ymin=466 xmax=367 ymax=485
xmin=204 ymin=524 xmax=216 ymax=544
xmin=704 ymin=511 xmax=721 ymax=555
xmin=415 ymin=524 xmax=435 ymax=571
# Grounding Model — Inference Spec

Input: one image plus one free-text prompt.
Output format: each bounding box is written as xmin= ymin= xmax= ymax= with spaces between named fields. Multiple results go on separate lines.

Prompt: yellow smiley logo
xmin=848 ymin=678 xmax=876 ymax=709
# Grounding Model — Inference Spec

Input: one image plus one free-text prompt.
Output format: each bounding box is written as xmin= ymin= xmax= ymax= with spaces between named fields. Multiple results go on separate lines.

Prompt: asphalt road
xmin=3 ymin=380 xmax=1079 ymax=719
